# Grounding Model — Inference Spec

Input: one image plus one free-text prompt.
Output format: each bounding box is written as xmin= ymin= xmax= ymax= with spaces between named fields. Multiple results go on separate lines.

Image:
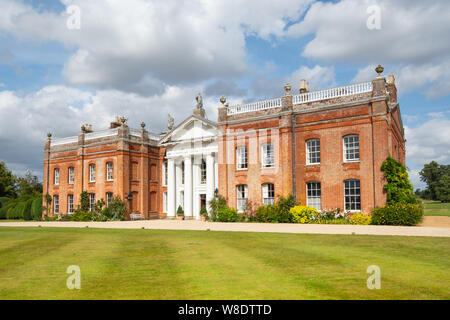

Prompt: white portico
xmin=159 ymin=113 xmax=218 ymax=219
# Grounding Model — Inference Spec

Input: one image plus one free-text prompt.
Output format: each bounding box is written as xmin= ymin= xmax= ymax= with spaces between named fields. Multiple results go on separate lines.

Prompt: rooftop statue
xmin=168 ymin=114 xmax=174 ymax=130
xmin=196 ymin=93 xmax=203 ymax=110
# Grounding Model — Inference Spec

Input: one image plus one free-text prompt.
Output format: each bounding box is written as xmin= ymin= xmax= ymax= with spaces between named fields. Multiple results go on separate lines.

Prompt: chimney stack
xmin=300 ymin=80 xmax=309 ymax=94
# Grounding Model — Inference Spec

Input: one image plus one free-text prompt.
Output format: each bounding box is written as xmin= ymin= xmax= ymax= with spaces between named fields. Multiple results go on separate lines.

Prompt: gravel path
xmin=0 ymin=220 xmax=449 ymax=237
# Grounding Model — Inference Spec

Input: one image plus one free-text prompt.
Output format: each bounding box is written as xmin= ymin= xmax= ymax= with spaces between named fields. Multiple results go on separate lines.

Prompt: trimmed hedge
xmin=7 ymin=202 xmax=25 ymax=219
xmin=0 ymin=197 xmax=10 ymax=208
xmin=255 ymin=204 xmax=282 ymax=223
xmin=216 ymin=207 xmax=240 ymax=222
xmin=31 ymin=197 xmax=43 ymax=220
xmin=371 ymin=203 xmax=423 ymax=226
xmin=0 ymin=201 xmax=16 ymax=219
xmin=23 ymin=198 xmax=34 ymax=220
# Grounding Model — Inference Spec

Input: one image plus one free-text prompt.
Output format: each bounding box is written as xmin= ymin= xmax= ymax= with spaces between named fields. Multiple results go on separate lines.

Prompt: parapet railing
xmin=51 ymin=136 xmax=78 ymax=146
xmin=292 ymin=81 xmax=372 ymax=105
xmin=85 ymin=128 xmax=119 ymax=140
xmin=226 ymin=97 xmax=282 ymax=115
xmin=226 ymin=81 xmax=373 ymax=115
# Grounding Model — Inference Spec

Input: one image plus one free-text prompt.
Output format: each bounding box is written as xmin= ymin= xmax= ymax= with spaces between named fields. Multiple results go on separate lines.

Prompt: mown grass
xmin=423 ymin=200 xmax=450 ymax=217
xmin=0 ymin=227 xmax=448 ymax=299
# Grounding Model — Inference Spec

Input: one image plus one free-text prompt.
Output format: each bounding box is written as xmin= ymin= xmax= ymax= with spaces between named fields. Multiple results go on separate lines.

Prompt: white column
xmin=167 ymin=158 xmax=176 ymax=217
xmin=206 ymin=153 xmax=215 ymax=213
xmin=193 ymin=155 xmax=200 ymax=219
xmin=184 ymin=155 xmax=192 ymax=217
xmin=175 ymin=162 xmax=182 ymax=211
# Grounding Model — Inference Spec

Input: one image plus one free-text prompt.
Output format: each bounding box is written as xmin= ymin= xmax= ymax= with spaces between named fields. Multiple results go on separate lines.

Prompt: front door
xmin=200 ymin=194 xmax=206 ymax=210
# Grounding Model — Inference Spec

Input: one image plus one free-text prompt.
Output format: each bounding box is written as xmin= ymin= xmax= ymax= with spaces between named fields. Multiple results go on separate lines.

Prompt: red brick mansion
xmin=43 ymin=66 xmax=405 ymax=218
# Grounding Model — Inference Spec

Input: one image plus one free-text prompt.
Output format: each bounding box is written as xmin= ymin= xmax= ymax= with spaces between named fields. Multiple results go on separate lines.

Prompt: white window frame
xmin=53 ymin=195 xmax=59 ymax=214
xmin=89 ymin=164 xmax=96 ymax=183
xmin=67 ymin=194 xmax=74 ymax=214
xmin=106 ymin=162 xmax=114 ymax=181
xmin=306 ymin=139 xmax=320 ymax=165
xmin=343 ymin=135 xmax=360 ymax=162
xmin=163 ymin=191 xmax=167 ymax=213
xmin=236 ymin=146 xmax=248 ymax=170
xmin=236 ymin=185 xmax=248 ymax=213
xmin=163 ymin=162 xmax=168 ymax=186
xmin=344 ymin=180 xmax=361 ymax=212
xmin=54 ymin=168 xmax=60 ymax=185
xmin=306 ymin=182 xmax=321 ymax=211
xmin=181 ymin=161 xmax=185 ymax=185
xmin=261 ymin=143 xmax=274 ymax=168
xmin=262 ymin=183 xmax=275 ymax=205
xmin=68 ymin=167 xmax=74 ymax=184
xmin=200 ymin=159 xmax=207 ymax=184
xmin=106 ymin=192 xmax=113 ymax=206
xmin=89 ymin=193 xmax=95 ymax=212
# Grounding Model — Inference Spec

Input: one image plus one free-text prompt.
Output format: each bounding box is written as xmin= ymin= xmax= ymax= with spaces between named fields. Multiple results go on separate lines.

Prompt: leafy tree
xmin=208 ymin=194 xmax=227 ymax=221
xmin=435 ymin=173 xmax=450 ymax=202
xmin=0 ymin=162 xmax=16 ymax=198
xmin=106 ymin=196 xmax=127 ymax=220
xmin=419 ymin=161 xmax=450 ymax=202
xmin=381 ymin=156 xmax=416 ymax=204
xmin=16 ymin=170 xmax=42 ymax=197
xmin=79 ymin=191 xmax=90 ymax=212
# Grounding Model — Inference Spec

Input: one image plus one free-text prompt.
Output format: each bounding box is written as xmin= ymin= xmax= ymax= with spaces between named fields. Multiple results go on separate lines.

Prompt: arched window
xmin=236 ymin=185 xmax=248 ymax=212
xmin=68 ymin=167 xmax=74 ymax=184
xmin=306 ymin=182 xmax=321 ymax=211
xmin=343 ymin=135 xmax=360 ymax=162
xmin=89 ymin=164 xmax=96 ymax=182
xmin=236 ymin=146 xmax=248 ymax=169
xmin=54 ymin=168 xmax=60 ymax=185
xmin=106 ymin=162 xmax=113 ymax=181
xmin=344 ymin=180 xmax=361 ymax=211
xmin=306 ymin=139 xmax=320 ymax=164
xmin=261 ymin=143 xmax=274 ymax=168
xmin=262 ymin=183 xmax=275 ymax=205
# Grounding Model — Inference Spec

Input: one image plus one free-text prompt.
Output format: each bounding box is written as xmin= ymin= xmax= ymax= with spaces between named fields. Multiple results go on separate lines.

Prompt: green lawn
xmin=0 ymin=227 xmax=448 ymax=300
xmin=423 ymin=200 xmax=450 ymax=216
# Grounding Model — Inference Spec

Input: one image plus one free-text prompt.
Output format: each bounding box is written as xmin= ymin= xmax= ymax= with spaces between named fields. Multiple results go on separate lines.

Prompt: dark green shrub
xmin=256 ymin=204 xmax=281 ymax=223
xmin=381 ymin=156 xmax=416 ymax=204
xmin=79 ymin=191 xmax=90 ymax=212
xmin=0 ymin=200 xmax=16 ymax=219
xmin=104 ymin=196 xmax=126 ymax=221
xmin=31 ymin=197 xmax=43 ymax=220
xmin=0 ymin=197 xmax=10 ymax=208
xmin=276 ymin=195 xmax=296 ymax=223
xmin=216 ymin=206 xmax=240 ymax=222
xmin=200 ymin=205 xmax=207 ymax=216
xmin=371 ymin=203 xmax=423 ymax=226
xmin=71 ymin=210 xmax=99 ymax=221
xmin=8 ymin=202 xmax=25 ymax=219
xmin=209 ymin=194 xmax=227 ymax=221
xmin=176 ymin=205 xmax=184 ymax=216
xmin=23 ymin=198 xmax=34 ymax=220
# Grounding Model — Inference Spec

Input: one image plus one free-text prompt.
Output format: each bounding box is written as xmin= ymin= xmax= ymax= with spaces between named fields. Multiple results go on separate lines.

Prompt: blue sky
xmin=0 ymin=0 xmax=449 ymax=189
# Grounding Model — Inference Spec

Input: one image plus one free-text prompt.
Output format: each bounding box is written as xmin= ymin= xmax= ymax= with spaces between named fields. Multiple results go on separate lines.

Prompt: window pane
xmin=344 ymin=135 xmax=360 ymax=162
xmin=306 ymin=139 xmax=320 ymax=164
xmin=344 ymin=180 xmax=361 ymax=211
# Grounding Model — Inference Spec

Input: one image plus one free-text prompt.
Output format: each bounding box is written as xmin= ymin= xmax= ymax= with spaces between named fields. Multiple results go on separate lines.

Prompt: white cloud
xmin=405 ymin=118 xmax=450 ymax=168
xmin=0 ymin=0 xmax=313 ymax=93
xmin=0 ymin=84 xmax=220 ymax=177
xmin=288 ymin=0 xmax=450 ymax=97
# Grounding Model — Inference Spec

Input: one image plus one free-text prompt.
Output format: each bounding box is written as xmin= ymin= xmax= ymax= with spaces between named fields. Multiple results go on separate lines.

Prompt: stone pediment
xmin=159 ymin=114 xmax=217 ymax=145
